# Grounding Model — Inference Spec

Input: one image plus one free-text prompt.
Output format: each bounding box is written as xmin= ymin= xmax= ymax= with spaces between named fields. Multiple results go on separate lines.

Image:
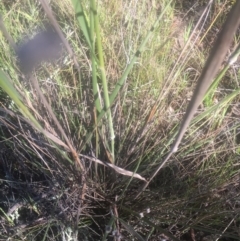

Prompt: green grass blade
xmin=0 ymin=70 xmax=41 ymax=130
xmin=71 ymin=0 xmax=91 ymax=48
xmin=90 ymin=0 xmax=101 ymax=113
xmin=91 ymin=0 xmax=115 ymax=162
xmin=90 ymin=0 xmax=100 ymax=163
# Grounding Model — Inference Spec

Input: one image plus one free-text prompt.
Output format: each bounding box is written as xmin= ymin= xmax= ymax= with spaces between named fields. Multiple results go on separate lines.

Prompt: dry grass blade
xmin=80 ymin=154 xmax=147 ymax=182
xmin=21 ymin=71 xmax=83 ymax=170
xmin=171 ymin=0 xmax=240 ymax=152
xmin=0 ymin=12 xmax=81 ymax=168
xmin=127 ymin=1 xmax=212 ymax=157
xmin=136 ymin=0 xmax=240 ymax=198
xmin=0 ymin=107 xmax=70 ymax=150
xmin=39 ymin=0 xmax=80 ymax=71
xmin=30 ymin=75 xmax=72 ymax=149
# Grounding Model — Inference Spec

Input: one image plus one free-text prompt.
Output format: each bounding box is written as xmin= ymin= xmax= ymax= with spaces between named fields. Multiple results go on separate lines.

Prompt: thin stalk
xmin=90 ymin=6 xmax=101 ymax=113
xmin=91 ymin=0 xmax=115 ymax=163
xmin=135 ymin=0 xmax=240 ymax=197
xmin=90 ymin=0 xmax=100 ymax=164
xmin=204 ymin=42 xmax=240 ymax=105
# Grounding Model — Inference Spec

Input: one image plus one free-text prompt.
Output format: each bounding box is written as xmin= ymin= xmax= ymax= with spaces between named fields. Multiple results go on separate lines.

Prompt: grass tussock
xmin=0 ymin=0 xmax=240 ymax=240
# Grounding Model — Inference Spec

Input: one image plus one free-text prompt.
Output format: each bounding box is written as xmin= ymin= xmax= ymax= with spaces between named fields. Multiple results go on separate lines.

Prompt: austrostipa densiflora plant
xmin=1 ymin=0 xmax=240 ymax=240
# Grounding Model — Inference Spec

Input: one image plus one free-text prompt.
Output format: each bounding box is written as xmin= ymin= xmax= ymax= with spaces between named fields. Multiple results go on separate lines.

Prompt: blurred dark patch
xmin=16 ymin=27 xmax=62 ymax=75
